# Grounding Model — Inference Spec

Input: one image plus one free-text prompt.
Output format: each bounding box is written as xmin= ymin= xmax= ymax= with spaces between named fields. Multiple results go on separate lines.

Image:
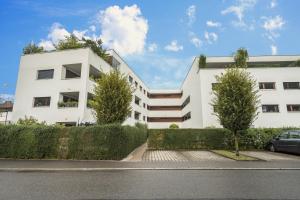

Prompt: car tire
xmin=269 ymin=144 xmax=276 ymax=152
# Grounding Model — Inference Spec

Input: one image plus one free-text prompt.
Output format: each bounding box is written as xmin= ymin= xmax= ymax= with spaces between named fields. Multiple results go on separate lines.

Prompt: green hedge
xmin=0 ymin=125 xmax=61 ymax=159
xmin=0 ymin=124 xmax=147 ymax=160
xmin=67 ymin=124 xmax=147 ymax=160
xmin=148 ymin=128 xmax=295 ymax=150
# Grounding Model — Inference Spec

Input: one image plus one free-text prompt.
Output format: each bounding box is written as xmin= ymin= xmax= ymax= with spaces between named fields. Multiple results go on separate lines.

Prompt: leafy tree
xmin=294 ymin=59 xmax=300 ymax=66
xmin=212 ymin=67 xmax=259 ymax=156
xmin=23 ymin=43 xmax=44 ymax=54
xmin=90 ymin=69 xmax=133 ymax=124
xmin=234 ymin=48 xmax=248 ymax=67
xmin=198 ymin=54 xmax=207 ymax=72
xmin=55 ymin=34 xmax=85 ymax=50
xmin=82 ymin=38 xmax=109 ymax=61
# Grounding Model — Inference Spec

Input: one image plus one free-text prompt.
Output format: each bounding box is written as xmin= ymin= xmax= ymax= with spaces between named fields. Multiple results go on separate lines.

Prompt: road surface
xmin=1 ymin=169 xmax=300 ymax=200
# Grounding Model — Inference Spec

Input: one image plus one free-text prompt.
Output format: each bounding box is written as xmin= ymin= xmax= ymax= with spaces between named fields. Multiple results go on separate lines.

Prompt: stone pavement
xmin=241 ymin=151 xmax=300 ymax=161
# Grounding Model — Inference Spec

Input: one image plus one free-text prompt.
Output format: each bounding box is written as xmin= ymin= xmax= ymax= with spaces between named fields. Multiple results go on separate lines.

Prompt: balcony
xmin=62 ymin=63 xmax=81 ymax=79
xmin=58 ymin=92 xmax=79 ymax=108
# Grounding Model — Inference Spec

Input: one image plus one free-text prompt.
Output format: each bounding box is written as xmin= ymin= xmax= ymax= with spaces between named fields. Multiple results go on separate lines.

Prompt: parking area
xmin=142 ymin=150 xmax=232 ymax=162
xmin=241 ymin=151 xmax=300 ymax=161
xmin=141 ymin=150 xmax=300 ymax=162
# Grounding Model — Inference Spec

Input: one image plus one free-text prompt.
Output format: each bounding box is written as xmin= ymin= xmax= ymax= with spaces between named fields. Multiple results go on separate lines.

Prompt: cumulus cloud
xmin=38 ymin=40 xmax=55 ymax=51
xmin=164 ymin=40 xmax=183 ymax=52
xmin=148 ymin=43 xmax=158 ymax=52
xmin=89 ymin=25 xmax=96 ymax=32
xmin=189 ymin=32 xmax=202 ymax=48
xmin=97 ymin=4 xmax=148 ymax=56
xmin=204 ymin=31 xmax=218 ymax=44
xmin=262 ymin=15 xmax=285 ymax=40
xmin=206 ymin=20 xmax=222 ymax=27
xmin=186 ymin=5 xmax=196 ymax=26
xmin=221 ymin=0 xmax=257 ymax=28
xmin=271 ymin=45 xmax=277 ymax=55
xmin=0 ymin=94 xmax=14 ymax=102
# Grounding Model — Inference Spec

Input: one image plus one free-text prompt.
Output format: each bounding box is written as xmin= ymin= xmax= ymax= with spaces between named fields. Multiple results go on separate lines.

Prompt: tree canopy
xmin=234 ymin=48 xmax=249 ymax=67
xmin=23 ymin=43 xmax=44 ymax=54
xmin=90 ymin=69 xmax=133 ymax=125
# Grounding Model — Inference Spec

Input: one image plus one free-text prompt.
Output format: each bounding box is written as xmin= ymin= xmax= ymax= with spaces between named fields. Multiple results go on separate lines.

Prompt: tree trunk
xmin=234 ymin=133 xmax=239 ymax=156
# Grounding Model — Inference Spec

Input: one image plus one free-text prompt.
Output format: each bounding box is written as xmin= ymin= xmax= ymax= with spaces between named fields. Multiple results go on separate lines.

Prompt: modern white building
xmin=12 ymin=48 xmax=300 ymax=128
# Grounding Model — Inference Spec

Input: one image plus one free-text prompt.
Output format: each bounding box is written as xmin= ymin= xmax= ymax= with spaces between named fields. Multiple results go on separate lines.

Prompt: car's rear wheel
xmin=269 ymin=144 xmax=276 ymax=152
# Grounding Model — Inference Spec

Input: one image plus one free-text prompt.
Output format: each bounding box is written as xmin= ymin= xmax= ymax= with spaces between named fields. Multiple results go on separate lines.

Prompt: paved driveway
xmin=241 ymin=151 xmax=300 ymax=161
xmin=142 ymin=150 xmax=232 ymax=161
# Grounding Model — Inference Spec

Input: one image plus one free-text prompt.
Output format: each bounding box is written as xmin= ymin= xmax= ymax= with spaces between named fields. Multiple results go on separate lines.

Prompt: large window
xmin=33 ymin=97 xmax=51 ymax=107
xmin=182 ymin=96 xmax=190 ymax=109
xmin=283 ymin=82 xmax=300 ymax=89
xmin=287 ymin=104 xmax=300 ymax=112
xmin=262 ymin=105 xmax=279 ymax=113
xmin=58 ymin=92 xmax=79 ymax=108
xmin=183 ymin=112 xmax=191 ymax=121
xmin=37 ymin=69 xmax=54 ymax=79
xmin=62 ymin=64 xmax=81 ymax=79
xmin=259 ymin=82 xmax=275 ymax=89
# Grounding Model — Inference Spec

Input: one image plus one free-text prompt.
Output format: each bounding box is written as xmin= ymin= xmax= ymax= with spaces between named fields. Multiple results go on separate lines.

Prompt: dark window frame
xmin=37 ymin=69 xmax=54 ymax=80
xmin=287 ymin=104 xmax=300 ymax=112
xmin=283 ymin=82 xmax=300 ymax=89
xmin=259 ymin=82 xmax=276 ymax=90
xmin=33 ymin=97 xmax=51 ymax=107
xmin=262 ymin=104 xmax=280 ymax=113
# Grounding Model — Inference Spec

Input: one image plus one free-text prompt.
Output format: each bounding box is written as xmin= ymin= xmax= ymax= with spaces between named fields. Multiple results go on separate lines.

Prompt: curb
xmin=1 ymin=167 xmax=300 ymax=172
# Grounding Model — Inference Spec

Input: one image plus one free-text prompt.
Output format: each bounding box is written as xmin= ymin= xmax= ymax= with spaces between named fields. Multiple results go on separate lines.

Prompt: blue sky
xmin=1 ymin=0 xmax=300 ymax=100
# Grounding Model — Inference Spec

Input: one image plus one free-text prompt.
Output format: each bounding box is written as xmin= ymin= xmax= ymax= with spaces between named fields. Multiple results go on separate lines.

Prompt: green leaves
xmin=212 ymin=67 xmax=259 ymax=134
xmin=90 ymin=69 xmax=133 ymax=125
xmin=23 ymin=43 xmax=44 ymax=54
xmin=55 ymin=34 xmax=85 ymax=50
xmin=234 ymin=48 xmax=249 ymax=68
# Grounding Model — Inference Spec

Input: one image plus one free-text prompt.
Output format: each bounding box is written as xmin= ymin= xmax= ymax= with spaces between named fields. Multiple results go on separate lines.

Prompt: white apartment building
xmin=12 ymin=48 xmax=300 ymax=128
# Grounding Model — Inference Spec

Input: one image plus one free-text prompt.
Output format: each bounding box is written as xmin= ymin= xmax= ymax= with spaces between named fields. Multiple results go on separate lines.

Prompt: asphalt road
xmin=1 ymin=170 xmax=300 ymax=200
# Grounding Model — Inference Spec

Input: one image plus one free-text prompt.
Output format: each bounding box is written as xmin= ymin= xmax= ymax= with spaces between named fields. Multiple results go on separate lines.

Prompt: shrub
xmin=17 ymin=116 xmax=45 ymax=125
xmin=148 ymin=128 xmax=296 ymax=150
xmin=169 ymin=123 xmax=179 ymax=129
xmin=67 ymin=124 xmax=147 ymax=160
xmin=23 ymin=43 xmax=44 ymax=54
xmin=0 ymin=125 xmax=61 ymax=159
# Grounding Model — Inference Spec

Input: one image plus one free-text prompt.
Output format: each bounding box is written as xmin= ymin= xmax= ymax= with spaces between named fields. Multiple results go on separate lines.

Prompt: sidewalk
xmin=0 ymin=159 xmax=300 ymax=171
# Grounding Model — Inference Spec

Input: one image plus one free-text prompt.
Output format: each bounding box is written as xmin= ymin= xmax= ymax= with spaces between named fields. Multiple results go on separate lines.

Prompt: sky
xmin=0 ymin=0 xmax=300 ymax=101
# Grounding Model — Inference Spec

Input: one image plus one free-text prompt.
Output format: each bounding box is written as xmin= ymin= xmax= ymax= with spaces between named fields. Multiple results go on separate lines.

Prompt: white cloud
xmin=72 ymin=29 xmax=88 ymax=40
xmin=206 ymin=20 xmax=222 ymax=27
xmin=148 ymin=43 xmax=158 ymax=52
xmin=262 ymin=15 xmax=285 ymax=40
xmin=97 ymin=4 xmax=148 ymax=56
xmin=189 ymin=32 xmax=202 ymax=48
xmin=270 ymin=0 xmax=277 ymax=8
xmin=89 ymin=25 xmax=96 ymax=32
xmin=38 ymin=40 xmax=55 ymax=51
xmin=164 ymin=40 xmax=183 ymax=52
xmin=0 ymin=94 xmax=14 ymax=102
xmin=271 ymin=45 xmax=277 ymax=55
xmin=204 ymin=31 xmax=218 ymax=44
xmin=47 ymin=23 xmax=70 ymax=44
xmin=221 ymin=0 xmax=257 ymax=28
xmin=186 ymin=5 xmax=196 ymax=26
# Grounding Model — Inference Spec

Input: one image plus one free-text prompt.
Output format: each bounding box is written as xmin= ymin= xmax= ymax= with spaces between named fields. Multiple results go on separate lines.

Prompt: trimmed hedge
xmin=67 ymin=124 xmax=148 ymax=160
xmin=148 ymin=128 xmax=296 ymax=150
xmin=0 ymin=124 xmax=147 ymax=160
xmin=0 ymin=125 xmax=61 ymax=159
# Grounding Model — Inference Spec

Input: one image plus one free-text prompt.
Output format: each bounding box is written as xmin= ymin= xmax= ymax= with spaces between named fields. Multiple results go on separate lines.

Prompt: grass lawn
xmin=212 ymin=150 xmax=259 ymax=161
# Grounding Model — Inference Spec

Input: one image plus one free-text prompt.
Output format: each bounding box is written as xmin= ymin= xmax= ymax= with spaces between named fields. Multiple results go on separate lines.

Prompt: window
xmin=279 ymin=132 xmax=289 ymax=139
xmin=58 ymin=92 xmax=79 ymax=108
xmin=143 ymin=89 xmax=146 ymax=95
xmin=134 ymin=96 xmax=141 ymax=106
xmin=183 ymin=112 xmax=191 ymax=121
xmin=134 ymin=81 xmax=138 ymax=88
xmin=37 ymin=69 xmax=54 ymax=79
xmin=139 ymin=86 xmax=142 ymax=92
xmin=128 ymin=76 xmax=133 ymax=83
xmin=87 ymin=93 xmax=94 ymax=108
xmin=289 ymin=131 xmax=300 ymax=139
xmin=143 ymin=103 xmax=146 ymax=108
xmin=287 ymin=104 xmax=300 ymax=112
xmin=182 ymin=96 xmax=190 ymax=109
xmin=143 ymin=116 xmax=146 ymax=121
xmin=62 ymin=64 xmax=81 ymax=79
xmin=262 ymin=105 xmax=279 ymax=113
xmin=127 ymin=111 xmax=132 ymax=118
xmin=134 ymin=111 xmax=141 ymax=120
xmin=34 ymin=97 xmax=51 ymax=107
xmin=283 ymin=82 xmax=300 ymax=89
xmin=212 ymin=83 xmax=219 ymax=90
xmin=259 ymin=82 xmax=275 ymax=89
xmin=89 ymin=65 xmax=101 ymax=81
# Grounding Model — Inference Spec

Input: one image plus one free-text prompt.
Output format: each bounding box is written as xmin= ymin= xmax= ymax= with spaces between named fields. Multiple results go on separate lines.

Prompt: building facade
xmin=12 ymin=48 xmax=300 ymax=128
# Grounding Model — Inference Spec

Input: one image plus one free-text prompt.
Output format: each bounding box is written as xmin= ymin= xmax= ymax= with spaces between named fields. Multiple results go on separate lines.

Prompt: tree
xmin=17 ymin=116 xmax=45 ymax=125
xmin=234 ymin=48 xmax=248 ymax=67
xmin=212 ymin=67 xmax=259 ymax=156
xmin=23 ymin=43 xmax=44 ymax=54
xmin=198 ymin=54 xmax=207 ymax=72
xmin=82 ymin=38 xmax=109 ymax=61
xmin=55 ymin=34 xmax=85 ymax=50
xmin=90 ymin=69 xmax=133 ymax=124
